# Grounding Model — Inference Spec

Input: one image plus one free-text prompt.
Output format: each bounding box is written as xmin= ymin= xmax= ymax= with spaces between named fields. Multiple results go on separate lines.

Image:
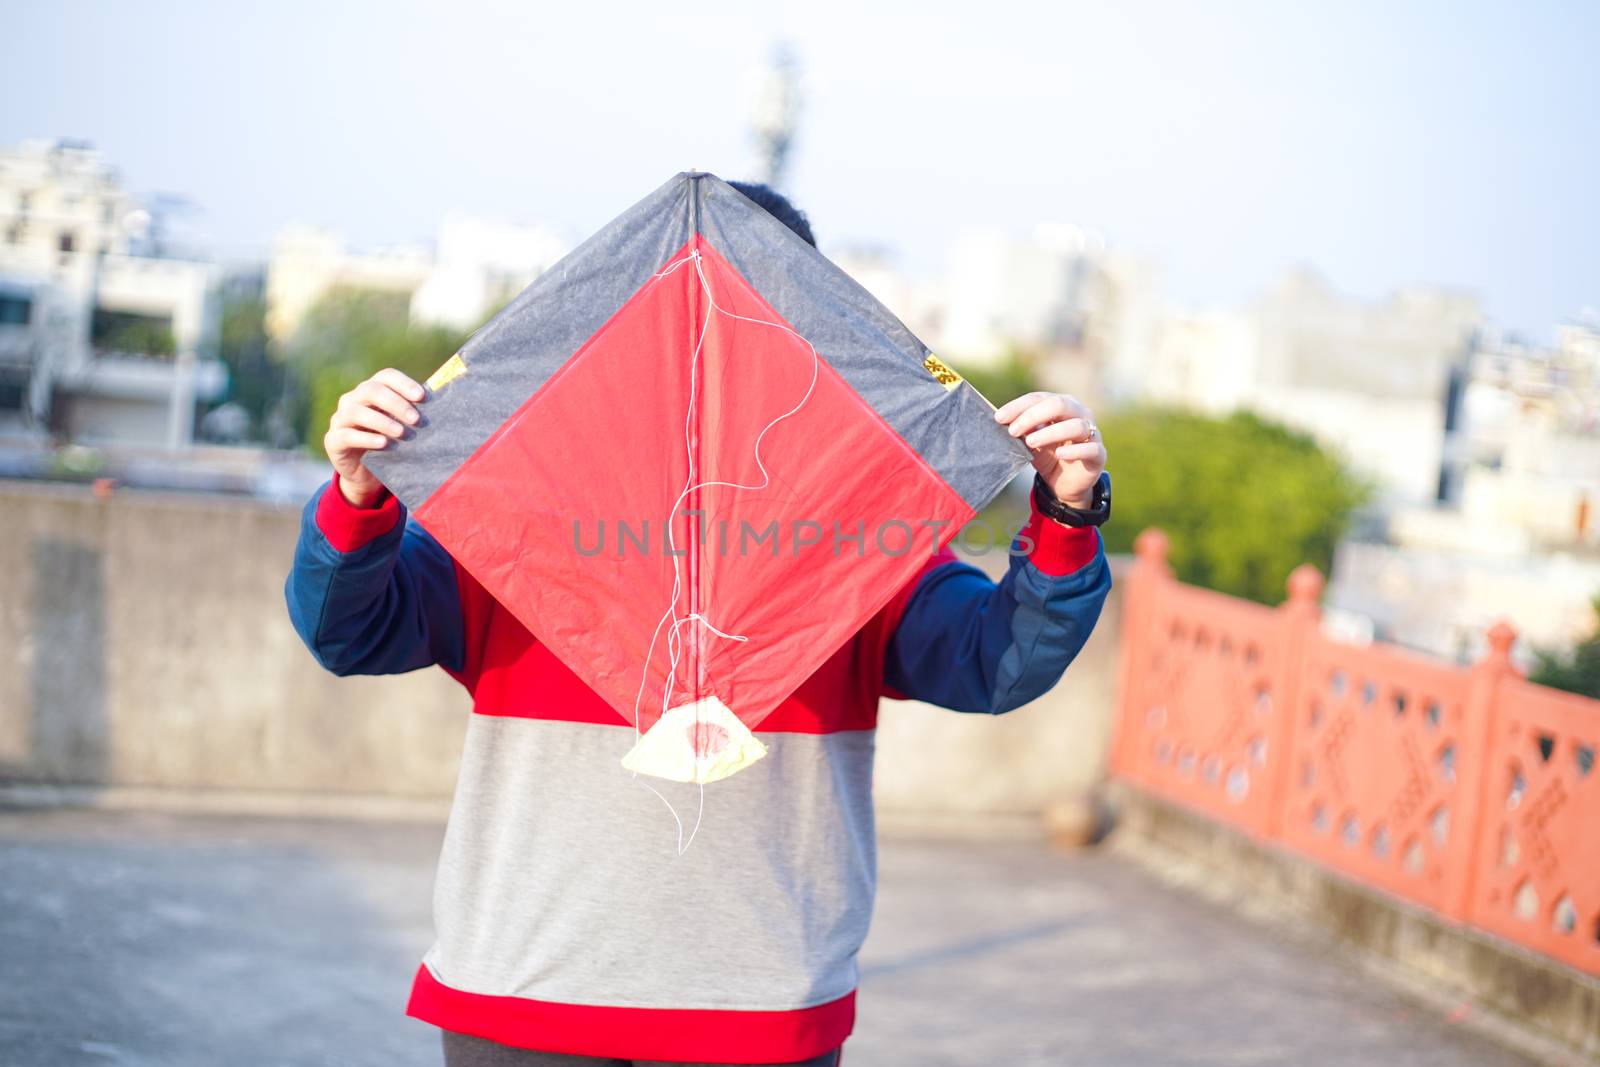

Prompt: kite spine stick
xmin=688 ymin=243 xmax=703 ymax=713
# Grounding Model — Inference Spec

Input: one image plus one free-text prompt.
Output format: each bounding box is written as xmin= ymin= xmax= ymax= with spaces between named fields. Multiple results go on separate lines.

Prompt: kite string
xmin=628 ymin=245 xmax=822 ymax=854
xmin=655 ymin=247 xmax=823 ymax=722
xmin=627 ymin=250 xmax=720 ymax=855
xmin=656 ymin=248 xmax=824 ymax=705
xmin=631 ymin=249 xmax=724 ymax=737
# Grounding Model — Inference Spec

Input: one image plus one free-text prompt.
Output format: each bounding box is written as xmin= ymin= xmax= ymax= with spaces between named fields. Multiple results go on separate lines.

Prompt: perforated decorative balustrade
xmin=1111 ymin=529 xmax=1600 ymax=976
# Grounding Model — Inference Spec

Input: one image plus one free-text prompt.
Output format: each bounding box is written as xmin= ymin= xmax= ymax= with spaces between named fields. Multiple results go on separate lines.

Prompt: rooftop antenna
xmin=750 ymin=41 xmax=802 ymax=190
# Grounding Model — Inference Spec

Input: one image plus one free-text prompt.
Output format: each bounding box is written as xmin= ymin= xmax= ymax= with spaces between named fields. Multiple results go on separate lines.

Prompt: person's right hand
xmin=324 ymin=368 xmax=425 ymax=508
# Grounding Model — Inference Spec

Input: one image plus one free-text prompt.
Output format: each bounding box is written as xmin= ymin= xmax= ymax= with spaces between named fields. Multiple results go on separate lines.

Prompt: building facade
xmin=1134 ymin=269 xmax=1482 ymax=507
xmin=0 ymin=139 xmax=224 ymax=448
xmin=264 ymin=212 xmax=567 ymax=346
xmin=1451 ymin=318 xmax=1600 ymax=550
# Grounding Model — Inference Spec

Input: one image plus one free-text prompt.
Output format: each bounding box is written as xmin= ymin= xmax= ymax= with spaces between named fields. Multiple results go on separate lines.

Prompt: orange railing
xmin=1110 ymin=528 xmax=1600 ymax=976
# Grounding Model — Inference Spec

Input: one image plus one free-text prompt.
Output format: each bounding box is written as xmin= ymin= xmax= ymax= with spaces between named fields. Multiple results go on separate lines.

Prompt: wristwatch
xmin=1033 ymin=470 xmax=1111 ymax=528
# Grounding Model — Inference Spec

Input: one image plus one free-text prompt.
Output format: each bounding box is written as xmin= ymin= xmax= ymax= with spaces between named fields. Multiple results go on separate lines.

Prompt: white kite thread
xmin=628 ymin=246 xmax=822 ymax=854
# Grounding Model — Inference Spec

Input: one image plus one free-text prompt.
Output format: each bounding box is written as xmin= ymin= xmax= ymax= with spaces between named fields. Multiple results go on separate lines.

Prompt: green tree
xmin=1529 ymin=594 xmax=1600 ymax=699
xmin=1093 ymin=406 xmax=1372 ymax=604
xmin=287 ymin=288 xmax=468 ymax=453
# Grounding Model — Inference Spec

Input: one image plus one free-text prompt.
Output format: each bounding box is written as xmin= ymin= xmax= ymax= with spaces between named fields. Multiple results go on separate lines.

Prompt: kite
xmin=365 ymin=172 xmax=1031 ymax=787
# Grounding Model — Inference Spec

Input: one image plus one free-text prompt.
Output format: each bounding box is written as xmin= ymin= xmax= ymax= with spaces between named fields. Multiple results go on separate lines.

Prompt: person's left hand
xmin=994 ymin=392 xmax=1107 ymax=509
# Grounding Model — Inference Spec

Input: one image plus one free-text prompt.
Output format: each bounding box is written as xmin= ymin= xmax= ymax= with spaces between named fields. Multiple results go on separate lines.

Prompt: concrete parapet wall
xmin=0 ymin=480 xmax=469 ymax=798
xmin=0 ymin=479 xmax=1124 ymax=818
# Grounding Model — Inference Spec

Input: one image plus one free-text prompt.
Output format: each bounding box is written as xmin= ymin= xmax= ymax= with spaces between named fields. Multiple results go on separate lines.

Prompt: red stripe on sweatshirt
xmin=407 ymin=964 xmax=852 ymax=1064
xmin=445 ymin=546 xmax=952 ymax=734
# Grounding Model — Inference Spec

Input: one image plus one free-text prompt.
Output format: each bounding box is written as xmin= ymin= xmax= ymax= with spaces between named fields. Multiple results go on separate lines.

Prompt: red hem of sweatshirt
xmin=315 ymin=472 xmax=402 ymax=552
xmin=406 ymin=964 xmax=852 ymax=1064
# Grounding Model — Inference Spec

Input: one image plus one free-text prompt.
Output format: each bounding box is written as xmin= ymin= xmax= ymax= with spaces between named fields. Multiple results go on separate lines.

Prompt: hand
xmin=994 ymin=392 xmax=1107 ymax=509
xmin=323 ymin=368 xmax=425 ymax=508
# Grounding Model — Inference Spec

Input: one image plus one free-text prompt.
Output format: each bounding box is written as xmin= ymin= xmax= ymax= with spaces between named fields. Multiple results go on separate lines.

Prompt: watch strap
xmin=1032 ymin=470 xmax=1110 ymax=528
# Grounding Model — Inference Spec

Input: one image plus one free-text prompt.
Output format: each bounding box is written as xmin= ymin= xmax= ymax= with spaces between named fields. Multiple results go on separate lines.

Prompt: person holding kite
xmin=286 ymin=176 xmax=1113 ymax=1066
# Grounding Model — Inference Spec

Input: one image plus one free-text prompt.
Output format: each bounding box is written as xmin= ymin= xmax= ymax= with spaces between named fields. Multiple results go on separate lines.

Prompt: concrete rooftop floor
xmin=0 ymin=806 xmax=1537 ymax=1067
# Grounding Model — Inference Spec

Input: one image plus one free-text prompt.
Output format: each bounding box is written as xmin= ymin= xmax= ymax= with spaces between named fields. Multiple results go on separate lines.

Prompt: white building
xmin=263 ymin=225 xmax=431 ymax=343
xmin=0 ymin=140 xmax=224 ymax=448
xmin=1450 ymin=318 xmax=1600 ymax=549
xmin=411 ymin=211 xmax=567 ymax=331
xmin=828 ymin=245 xmax=941 ymax=342
xmin=1323 ymin=316 xmax=1600 ymax=662
xmin=836 ymin=223 xmax=1160 ymax=415
xmin=265 ymin=212 xmax=567 ymax=345
xmin=1052 ymin=250 xmax=1162 ymax=410
xmin=1137 ymin=269 xmax=1481 ymax=506
xmin=935 ymin=224 xmax=1105 ymax=366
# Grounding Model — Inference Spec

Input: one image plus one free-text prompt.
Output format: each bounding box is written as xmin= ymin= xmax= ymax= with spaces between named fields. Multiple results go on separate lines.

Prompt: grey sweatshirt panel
xmin=425 ymin=716 xmax=876 ymax=1012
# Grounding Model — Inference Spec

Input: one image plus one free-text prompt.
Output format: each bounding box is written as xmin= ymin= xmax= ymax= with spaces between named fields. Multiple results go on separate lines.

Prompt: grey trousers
xmin=441 ymin=1030 xmax=843 ymax=1067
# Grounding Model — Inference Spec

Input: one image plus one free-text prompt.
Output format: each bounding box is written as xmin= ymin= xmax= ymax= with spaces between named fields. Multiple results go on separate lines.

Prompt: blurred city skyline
xmin=4 ymin=0 xmax=1596 ymax=341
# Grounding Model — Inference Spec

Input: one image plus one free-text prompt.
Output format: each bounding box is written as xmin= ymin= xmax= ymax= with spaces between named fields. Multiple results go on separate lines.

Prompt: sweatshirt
xmin=285 ymin=471 xmax=1112 ymax=1063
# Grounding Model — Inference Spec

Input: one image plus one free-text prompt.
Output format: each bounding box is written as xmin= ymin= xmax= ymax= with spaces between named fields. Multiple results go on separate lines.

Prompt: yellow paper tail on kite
xmin=425 ymin=352 xmax=468 ymax=393
xmin=622 ymin=696 xmax=768 ymax=784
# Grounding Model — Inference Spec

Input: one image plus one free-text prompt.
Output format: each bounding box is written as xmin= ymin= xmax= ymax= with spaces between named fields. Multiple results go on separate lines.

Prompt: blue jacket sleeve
xmin=883 ymin=519 xmax=1112 ymax=714
xmin=284 ymin=479 xmax=466 ymax=677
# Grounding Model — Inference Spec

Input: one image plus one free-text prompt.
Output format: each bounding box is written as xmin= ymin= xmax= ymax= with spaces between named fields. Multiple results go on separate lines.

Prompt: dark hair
xmin=729 ymin=181 xmax=816 ymax=248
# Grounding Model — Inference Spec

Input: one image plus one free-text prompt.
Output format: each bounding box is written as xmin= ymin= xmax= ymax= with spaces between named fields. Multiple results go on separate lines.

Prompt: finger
xmin=373 ymin=367 xmax=426 ymax=403
xmin=352 ymin=381 xmax=421 ymax=425
xmin=993 ymin=391 xmax=1048 ymax=424
xmin=341 ymin=404 xmax=410 ymax=439
xmin=1053 ymin=441 xmax=1105 ymax=463
xmin=327 ymin=426 xmax=389 ymax=453
xmin=1024 ymin=417 xmax=1095 ymax=450
xmin=1006 ymin=396 xmax=1073 ymax=439
xmin=330 ymin=391 xmax=401 ymax=436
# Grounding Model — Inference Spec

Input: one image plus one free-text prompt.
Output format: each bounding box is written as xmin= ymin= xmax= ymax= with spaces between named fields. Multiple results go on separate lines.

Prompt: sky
xmin=4 ymin=0 xmax=1597 ymax=340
